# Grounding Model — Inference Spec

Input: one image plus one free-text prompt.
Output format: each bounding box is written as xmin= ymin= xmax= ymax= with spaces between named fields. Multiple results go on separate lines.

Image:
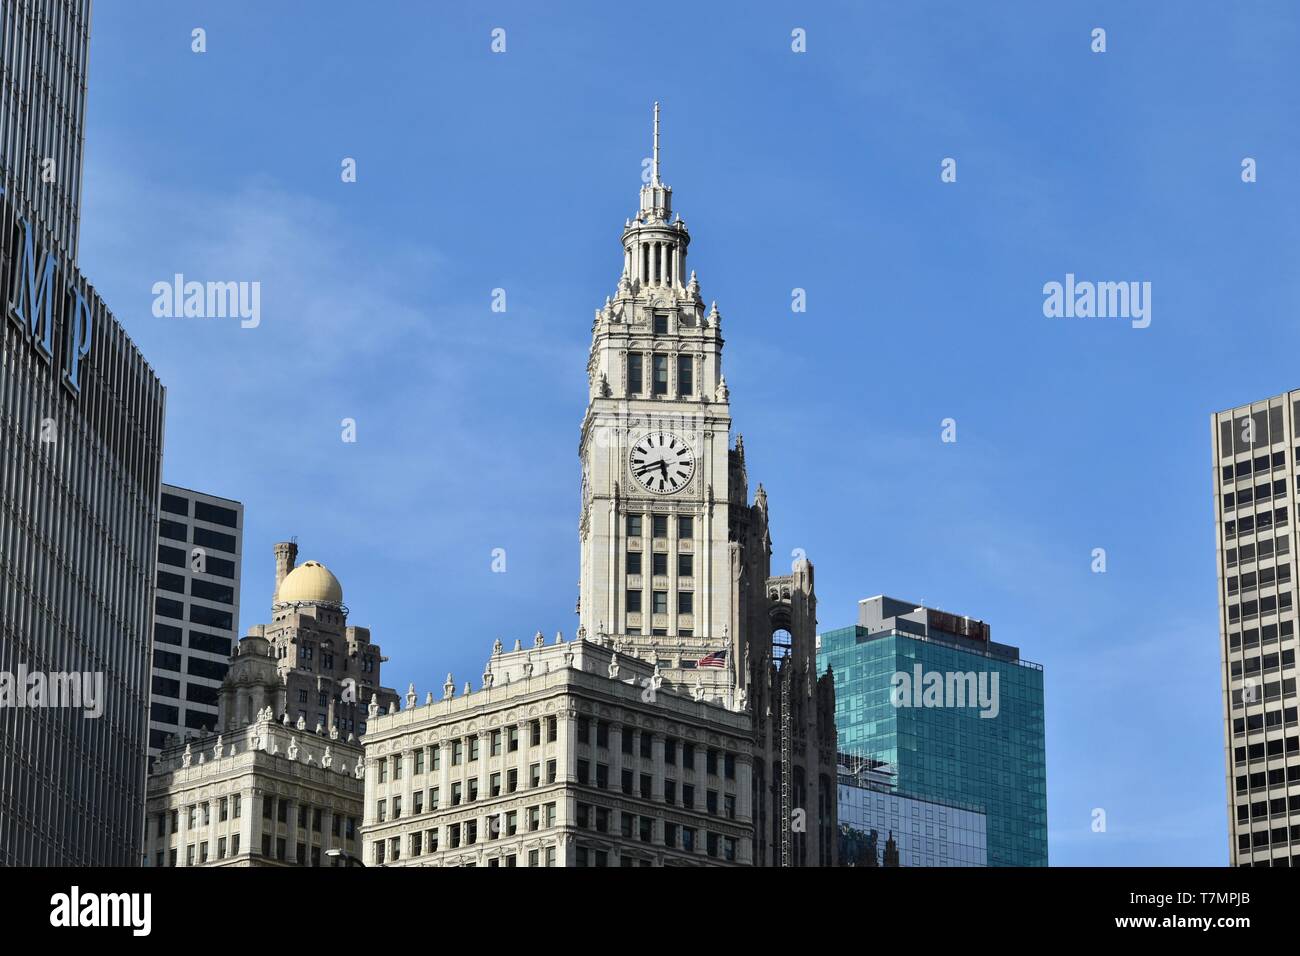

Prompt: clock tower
xmin=577 ymin=102 xmax=734 ymax=686
xmin=577 ymin=105 xmax=838 ymax=865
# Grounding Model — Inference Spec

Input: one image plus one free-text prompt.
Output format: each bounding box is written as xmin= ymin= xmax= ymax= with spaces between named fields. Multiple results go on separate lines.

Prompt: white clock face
xmin=629 ymin=432 xmax=695 ymax=495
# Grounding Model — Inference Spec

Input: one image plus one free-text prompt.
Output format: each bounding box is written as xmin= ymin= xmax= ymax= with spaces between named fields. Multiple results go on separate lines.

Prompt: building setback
xmin=1210 ymin=391 xmax=1300 ymax=867
xmin=818 ymin=596 xmax=1047 ymax=867
xmin=150 ymin=484 xmax=244 ymax=760
xmin=0 ymin=0 xmax=166 ymax=865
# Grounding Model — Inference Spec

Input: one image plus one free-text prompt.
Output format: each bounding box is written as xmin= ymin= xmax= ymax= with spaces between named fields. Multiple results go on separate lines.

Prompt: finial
xmin=652 ymin=101 xmax=661 ymax=185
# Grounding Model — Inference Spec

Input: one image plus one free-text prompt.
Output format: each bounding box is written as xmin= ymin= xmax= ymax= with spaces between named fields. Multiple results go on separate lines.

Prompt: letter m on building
xmin=12 ymin=218 xmax=57 ymax=359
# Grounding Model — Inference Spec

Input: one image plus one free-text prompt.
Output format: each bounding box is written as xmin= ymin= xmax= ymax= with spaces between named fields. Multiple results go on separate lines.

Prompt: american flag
xmin=698 ymin=648 xmax=727 ymax=669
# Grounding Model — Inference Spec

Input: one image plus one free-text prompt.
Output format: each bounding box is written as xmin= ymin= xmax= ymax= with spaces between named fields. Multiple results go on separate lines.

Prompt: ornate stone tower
xmin=216 ymin=543 xmax=399 ymax=736
xmin=577 ymin=105 xmax=837 ymax=864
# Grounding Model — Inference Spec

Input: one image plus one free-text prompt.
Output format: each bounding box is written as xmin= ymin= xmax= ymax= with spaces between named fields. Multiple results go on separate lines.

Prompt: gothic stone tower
xmin=577 ymin=105 xmax=836 ymax=865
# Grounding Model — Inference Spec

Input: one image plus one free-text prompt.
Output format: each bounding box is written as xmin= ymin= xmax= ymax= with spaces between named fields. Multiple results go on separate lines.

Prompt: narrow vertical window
xmin=652 ymin=355 xmax=668 ymax=396
xmin=677 ymin=355 xmax=692 ymax=395
xmin=628 ymin=353 xmax=643 ymax=395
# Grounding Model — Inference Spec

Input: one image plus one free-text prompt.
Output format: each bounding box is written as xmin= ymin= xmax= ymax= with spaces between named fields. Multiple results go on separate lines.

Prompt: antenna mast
xmin=652 ymin=101 xmax=661 ymax=185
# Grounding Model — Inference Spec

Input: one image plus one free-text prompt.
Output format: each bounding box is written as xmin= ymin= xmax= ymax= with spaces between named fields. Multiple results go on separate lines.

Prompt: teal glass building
xmin=818 ymin=597 xmax=1047 ymax=866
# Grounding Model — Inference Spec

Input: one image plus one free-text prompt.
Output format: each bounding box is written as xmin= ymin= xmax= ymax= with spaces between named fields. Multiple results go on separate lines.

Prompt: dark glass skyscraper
xmin=1 ymin=0 xmax=166 ymax=864
xmin=819 ymin=596 xmax=1048 ymax=867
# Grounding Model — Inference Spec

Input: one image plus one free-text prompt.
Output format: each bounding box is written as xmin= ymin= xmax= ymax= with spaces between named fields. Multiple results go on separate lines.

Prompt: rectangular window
xmin=677 ymin=355 xmax=693 ymax=395
xmin=652 ymin=552 xmax=668 ymax=576
xmin=626 ymin=551 xmax=642 ymax=575
xmin=652 ymin=355 xmax=669 ymax=396
xmin=195 ymin=500 xmax=238 ymax=528
xmin=193 ymin=526 xmax=237 ymax=553
xmin=628 ymin=354 xmax=643 ymax=395
xmin=653 ymin=591 xmax=668 ymax=615
xmin=678 ymin=553 xmax=693 ymax=577
xmin=157 ymin=570 xmax=185 ymax=593
xmin=654 ymin=313 xmax=669 ymax=335
xmin=678 ymin=515 xmax=693 ymax=538
xmin=652 ymin=515 xmax=668 ymax=538
xmin=626 ymin=589 xmax=642 ymax=613
xmin=679 ymin=591 xmax=694 ymax=615
xmin=626 ymin=514 xmax=642 ymax=537
xmin=190 ymin=578 xmax=234 ymax=605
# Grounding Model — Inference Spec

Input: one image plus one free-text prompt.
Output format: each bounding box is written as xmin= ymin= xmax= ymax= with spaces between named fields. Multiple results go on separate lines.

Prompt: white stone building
xmin=362 ymin=635 xmax=754 ymax=866
xmin=362 ymin=105 xmax=836 ymax=867
xmin=144 ymin=545 xmax=398 ymax=866
xmin=576 ymin=105 xmax=837 ymax=865
xmin=144 ymin=713 xmax=366 ymax=867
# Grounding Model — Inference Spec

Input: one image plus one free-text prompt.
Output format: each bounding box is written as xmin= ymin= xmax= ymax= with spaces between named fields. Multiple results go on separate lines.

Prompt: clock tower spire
xmin=577 ymin=102 xmax=733 ymax=686
xmin=575 ymin=104 xmax=840 ymax=865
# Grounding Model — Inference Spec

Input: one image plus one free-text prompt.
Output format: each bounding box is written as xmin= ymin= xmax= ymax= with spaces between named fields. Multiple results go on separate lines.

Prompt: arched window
xmin=772 ymin=628 xmax=793 ymax=662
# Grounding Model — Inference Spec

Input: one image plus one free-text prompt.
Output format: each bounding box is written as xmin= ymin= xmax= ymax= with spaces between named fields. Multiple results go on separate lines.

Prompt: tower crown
xmin=623 ymin=102 xmax=689 ymax=290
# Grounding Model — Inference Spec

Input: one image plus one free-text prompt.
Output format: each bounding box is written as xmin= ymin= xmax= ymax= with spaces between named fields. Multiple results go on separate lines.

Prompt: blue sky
xmin=76 ymin=1 xmax=1300 ymax=865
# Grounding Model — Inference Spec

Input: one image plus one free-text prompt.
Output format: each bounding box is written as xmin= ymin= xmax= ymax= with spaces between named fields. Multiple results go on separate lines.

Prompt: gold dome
xmin=276 ymin=560 xmax=343 ymax=605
